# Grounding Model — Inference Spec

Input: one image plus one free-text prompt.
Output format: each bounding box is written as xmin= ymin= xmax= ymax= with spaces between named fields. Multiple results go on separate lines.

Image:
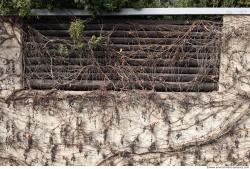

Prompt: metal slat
xmin=25 ymin=65 xmax=219 ymax=75
xmin=25 ymin=17 xmax=221 ymax=24
xmin=25 ymin=50 xmax=219 ymax=59
xmin=38 ymin=30 xmax=217 ymax=38
xmin=25 ymin=57 xmax=219 ymax=67
xmin=29 ymin=23 xmax=221 ymax=32
xmin=26 ymin=37 xmax=218 ymax=46
xmin=26 ymin=44 xmax=217 ymax=53
xmin=26 ymin=72 xmax=218 ymax=83
xmin=27 ymin=79 xmax=218 ymax=92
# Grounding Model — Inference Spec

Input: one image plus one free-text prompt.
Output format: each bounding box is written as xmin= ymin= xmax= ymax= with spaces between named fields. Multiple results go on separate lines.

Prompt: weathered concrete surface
xmin=0 ymin=20 xmax=22 ymax=93
xmin=0 ymin=16 xmax=249 ymax=166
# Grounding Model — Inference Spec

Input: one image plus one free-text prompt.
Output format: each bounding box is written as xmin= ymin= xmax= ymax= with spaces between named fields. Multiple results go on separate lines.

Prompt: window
xmin=23 ymin=16 xmax=221 ymax=92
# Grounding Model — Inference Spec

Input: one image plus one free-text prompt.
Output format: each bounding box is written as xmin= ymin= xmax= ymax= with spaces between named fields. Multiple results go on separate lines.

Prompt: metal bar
xmin=27 ymin=79 xmax=218 ymax=92
xmin=30 ymin=8 xmax=250 ymax=16
xmin=25 ymin=65 xmax=219 ymax=75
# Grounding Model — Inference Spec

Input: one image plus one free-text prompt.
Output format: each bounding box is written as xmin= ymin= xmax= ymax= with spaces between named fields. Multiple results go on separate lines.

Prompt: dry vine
xmin=0 ymin=16 xmax=249 ymax=166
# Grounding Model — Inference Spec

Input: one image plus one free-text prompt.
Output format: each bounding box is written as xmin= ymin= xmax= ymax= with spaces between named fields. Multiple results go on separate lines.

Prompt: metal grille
xmin=23 ymin=16 xmax=221 ymax=92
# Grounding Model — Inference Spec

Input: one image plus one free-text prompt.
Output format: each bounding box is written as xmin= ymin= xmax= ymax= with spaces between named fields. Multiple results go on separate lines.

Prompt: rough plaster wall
xmin=0 ymin=16 xmax=249 ymax=166
xmin=0 ymin=21 xmax=22 ymax=93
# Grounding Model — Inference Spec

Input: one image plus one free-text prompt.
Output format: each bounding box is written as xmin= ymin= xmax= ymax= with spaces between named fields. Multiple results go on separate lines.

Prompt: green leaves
xmin=88 ymin=35 xmax=104 ymax=50
xmin=175 ymin=0 xmax=250 ymax=7
xmin=57 ymin=44 xmax=69 ymax=56
xmin=0 ymin=0 xmax=31 ymax=16
xmin=0 ymin=0 xmax=16 ymax=15
xmin=69 ymin=19 xmax=84 ymax=49
xmin=73 ymin=0 xmax=129 ymax=15
xmin=15 ymin=0 xmax=32 ymax=16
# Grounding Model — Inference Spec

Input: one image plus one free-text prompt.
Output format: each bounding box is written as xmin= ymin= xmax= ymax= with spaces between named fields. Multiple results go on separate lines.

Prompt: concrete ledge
xmin=30 ymin=8 xmax=250 ymax=16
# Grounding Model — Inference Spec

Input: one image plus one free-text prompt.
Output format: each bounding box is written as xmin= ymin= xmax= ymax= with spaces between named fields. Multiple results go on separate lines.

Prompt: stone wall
xmin=0 ymin=16 xmax=249 ymax=166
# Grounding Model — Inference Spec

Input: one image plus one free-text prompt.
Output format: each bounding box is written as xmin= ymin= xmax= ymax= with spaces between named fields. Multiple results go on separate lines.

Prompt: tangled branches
xmin=0 ymin=15 xmax=250 ymax=166
xmin=23 ymin=17 xmax=221 ymax=92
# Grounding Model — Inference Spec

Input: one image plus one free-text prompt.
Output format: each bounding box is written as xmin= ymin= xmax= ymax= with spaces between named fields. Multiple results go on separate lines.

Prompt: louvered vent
xmin=23 ymin=16 xmax=221 ymax=92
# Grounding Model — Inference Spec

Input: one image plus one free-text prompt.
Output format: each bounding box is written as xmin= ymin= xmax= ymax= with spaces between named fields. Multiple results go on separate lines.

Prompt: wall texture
xmin=0 ymin=16 xmax=249 ymax=166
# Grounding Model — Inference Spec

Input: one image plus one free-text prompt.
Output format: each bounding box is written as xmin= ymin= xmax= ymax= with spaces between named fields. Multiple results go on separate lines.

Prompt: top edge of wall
xmin=27 ymin=8 xmax=250 ymax=16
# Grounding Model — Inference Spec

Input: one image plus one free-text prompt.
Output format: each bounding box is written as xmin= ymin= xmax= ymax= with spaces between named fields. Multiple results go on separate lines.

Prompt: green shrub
xmin=176 ymin=0 xmax=249 ymax=7
xmin=0 ymin=0 xmax=31 ymax=16
xmin=88 ymin=35 xmax=104 ymax=49
xmin=16 ymin=0 xmax=31 ymax=16
xmin=69 ymin=19 xmax=84 ymax=49
xmin=74 ymin=0 xmax=127 ymax=13
xmin=57 ymin=44 xmax=69 ymax=55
